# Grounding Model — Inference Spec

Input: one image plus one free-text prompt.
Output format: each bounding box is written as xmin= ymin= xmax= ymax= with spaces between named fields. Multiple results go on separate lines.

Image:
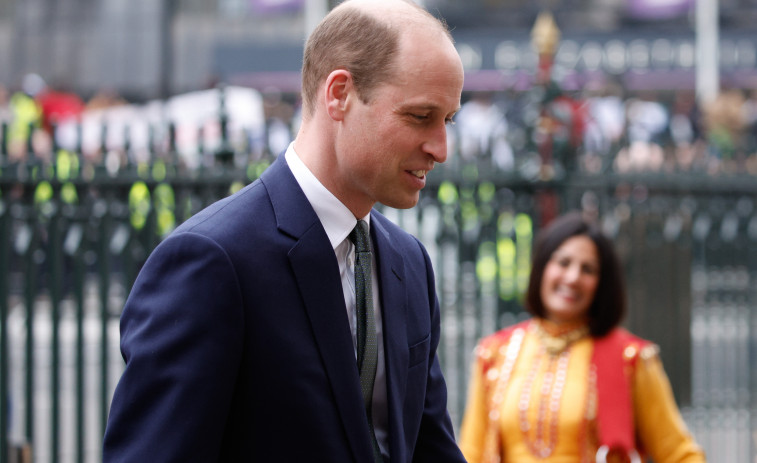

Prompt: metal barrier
xmin=1 ymin=148 xmax=755 ymax=461
xmin=0 ymin=147 xmax=256 ymax=462
xmin=418 ymin=170 xmax=757 ymax=463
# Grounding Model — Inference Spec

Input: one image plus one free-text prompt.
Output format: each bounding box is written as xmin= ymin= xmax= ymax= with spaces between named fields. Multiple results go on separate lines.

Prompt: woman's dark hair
xmin=525 ymin=211 xmax=626 ymax=337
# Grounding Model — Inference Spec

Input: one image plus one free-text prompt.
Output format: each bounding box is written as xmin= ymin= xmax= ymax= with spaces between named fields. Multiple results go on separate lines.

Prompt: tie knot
xmin=349 ymin=220 xmax=371 ymax=253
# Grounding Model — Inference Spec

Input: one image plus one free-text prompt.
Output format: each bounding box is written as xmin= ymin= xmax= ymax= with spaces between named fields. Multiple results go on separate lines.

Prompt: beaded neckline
xmin=533 ymin=319 xmax=590 ymax=355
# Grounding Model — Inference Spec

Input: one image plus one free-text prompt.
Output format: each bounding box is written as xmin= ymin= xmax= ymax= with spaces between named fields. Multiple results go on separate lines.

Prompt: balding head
xmin=300 ymin=0 xmax=454 ymax=120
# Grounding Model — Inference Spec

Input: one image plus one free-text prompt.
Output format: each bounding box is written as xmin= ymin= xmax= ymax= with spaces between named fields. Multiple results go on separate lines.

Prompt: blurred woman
xmin=459 ymin=212 xmax=706 ymax=462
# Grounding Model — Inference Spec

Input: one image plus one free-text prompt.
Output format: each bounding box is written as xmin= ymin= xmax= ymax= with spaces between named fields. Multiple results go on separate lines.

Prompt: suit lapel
xmin=261 ymin=157 xmax=373 ymax=462
xmin=371 ymin=214 xmax=408 ymax=461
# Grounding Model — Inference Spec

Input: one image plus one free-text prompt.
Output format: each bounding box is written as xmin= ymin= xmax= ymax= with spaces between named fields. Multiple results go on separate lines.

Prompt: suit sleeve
xmin=633 ymin=349 xmax=707 ymax=463
xmin=411 ymin=240 xmax=468 ymax=463
xmin=103 ymin=232 xmax=245 ymax=463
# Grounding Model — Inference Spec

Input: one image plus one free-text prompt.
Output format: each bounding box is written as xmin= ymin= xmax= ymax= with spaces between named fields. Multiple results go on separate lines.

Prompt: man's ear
xmin=324 ymin=69 xmax=352 ymax=121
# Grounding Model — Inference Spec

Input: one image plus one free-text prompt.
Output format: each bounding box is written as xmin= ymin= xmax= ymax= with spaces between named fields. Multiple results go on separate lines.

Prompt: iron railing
xmin=0 ymin=139 xmax=755 ymax=462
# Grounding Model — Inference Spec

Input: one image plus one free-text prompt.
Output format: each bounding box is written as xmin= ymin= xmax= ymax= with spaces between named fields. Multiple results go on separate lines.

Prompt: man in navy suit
xmin=103 ymin=0 xmax=466 ymax=461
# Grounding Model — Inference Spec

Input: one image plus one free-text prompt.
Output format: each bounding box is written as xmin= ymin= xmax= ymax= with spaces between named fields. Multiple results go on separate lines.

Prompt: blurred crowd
xmin=0 ymin=73 xmax=270 ymax=174
xmin=3 ymin=72 xmax=757 ymax=177
xmin=450 ymin=81 xmax=757 ymax=177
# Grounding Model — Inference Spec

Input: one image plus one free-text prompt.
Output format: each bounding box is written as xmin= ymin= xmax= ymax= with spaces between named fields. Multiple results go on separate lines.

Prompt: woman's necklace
xmin=518 ymin=321 xmax=589 ymax=458
xmin=533 ymin=321 xmax=590 ymax=355
xmin=518 ymin=343 xmax=570 ymax=458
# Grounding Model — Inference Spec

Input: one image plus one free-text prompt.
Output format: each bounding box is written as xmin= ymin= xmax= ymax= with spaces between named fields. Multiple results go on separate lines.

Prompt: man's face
xmin=335 ymin=29 xmax=464 ymax=216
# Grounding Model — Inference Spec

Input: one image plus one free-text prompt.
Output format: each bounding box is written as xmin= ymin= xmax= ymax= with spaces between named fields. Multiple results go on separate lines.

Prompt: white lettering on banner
xmin=457 ymin=43 xmax=483 ymax=72
xmin=494 ymin=41 xmax=521 ymax=70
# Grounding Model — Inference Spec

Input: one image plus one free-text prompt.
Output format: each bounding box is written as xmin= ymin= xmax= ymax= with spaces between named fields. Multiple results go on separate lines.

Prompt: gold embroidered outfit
xmin=459 ymin=319 xmax=706 ymax=463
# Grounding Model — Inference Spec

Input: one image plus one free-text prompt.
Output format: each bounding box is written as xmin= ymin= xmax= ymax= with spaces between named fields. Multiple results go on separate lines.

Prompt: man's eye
xmin=412 ymin=114 xmax=429 ymax=121
xmin=445 ymin=117 xmax=456 ymax=126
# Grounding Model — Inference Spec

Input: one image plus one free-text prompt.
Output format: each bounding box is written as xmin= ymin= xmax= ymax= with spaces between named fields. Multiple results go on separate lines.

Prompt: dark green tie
xmin=350 ymin=220 xmax=383 ymax=462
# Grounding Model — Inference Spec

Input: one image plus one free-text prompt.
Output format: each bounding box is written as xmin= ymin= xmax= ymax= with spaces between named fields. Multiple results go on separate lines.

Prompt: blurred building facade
xmin=0 ymin=0 xmax=756 ymax=99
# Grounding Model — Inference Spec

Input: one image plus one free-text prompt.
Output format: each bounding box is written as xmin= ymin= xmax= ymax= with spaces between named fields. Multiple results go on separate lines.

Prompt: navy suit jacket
xmin=103 ymin=155 xmax=466 ymax=462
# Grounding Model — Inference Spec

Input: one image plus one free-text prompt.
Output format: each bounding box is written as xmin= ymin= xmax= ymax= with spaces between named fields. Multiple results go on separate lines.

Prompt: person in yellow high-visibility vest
xmin=8 ymin=82 xmax=42 ymax=160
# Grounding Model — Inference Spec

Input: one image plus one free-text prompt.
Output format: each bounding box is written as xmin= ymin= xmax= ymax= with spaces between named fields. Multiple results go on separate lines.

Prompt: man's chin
xmin=381 ymin=195 xmax=420 ymax=210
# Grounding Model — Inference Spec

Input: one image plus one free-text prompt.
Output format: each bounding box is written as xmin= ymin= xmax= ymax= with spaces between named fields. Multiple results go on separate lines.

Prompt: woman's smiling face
xmin=539 ymin=235 xmax=600 ymax=324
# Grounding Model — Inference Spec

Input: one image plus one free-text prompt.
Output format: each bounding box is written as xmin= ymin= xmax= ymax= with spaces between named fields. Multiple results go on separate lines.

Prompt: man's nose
xmin=423 ymin=123 xmax=449 ymax=164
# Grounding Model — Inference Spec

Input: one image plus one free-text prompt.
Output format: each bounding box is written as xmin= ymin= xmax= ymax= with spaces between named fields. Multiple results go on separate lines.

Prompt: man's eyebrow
xmin=396 ymin=103 xmax=437 ymax=111
xmin=397 ymin=103 xmax=461 ymax=113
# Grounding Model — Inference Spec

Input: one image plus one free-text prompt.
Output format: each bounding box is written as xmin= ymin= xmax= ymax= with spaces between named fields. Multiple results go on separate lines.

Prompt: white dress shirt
xmin=284 ymin=144 xmax=389 ymax=457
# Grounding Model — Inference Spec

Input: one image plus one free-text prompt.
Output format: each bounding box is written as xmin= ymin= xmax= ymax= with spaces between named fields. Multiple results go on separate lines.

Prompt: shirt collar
xmin=285 ymin=143 xmax=370 ymax=250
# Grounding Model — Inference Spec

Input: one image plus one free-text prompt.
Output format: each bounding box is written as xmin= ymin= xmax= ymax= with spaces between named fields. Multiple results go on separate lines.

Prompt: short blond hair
xmin=300 ymin=0 xmax=452 ymax=119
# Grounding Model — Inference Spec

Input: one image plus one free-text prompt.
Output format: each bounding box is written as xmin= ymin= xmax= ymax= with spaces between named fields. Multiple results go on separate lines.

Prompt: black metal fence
xmin=419 ymin=169 xmax=757 ymax=463
xmin=1 ymin=137 xmax=755 ymax=462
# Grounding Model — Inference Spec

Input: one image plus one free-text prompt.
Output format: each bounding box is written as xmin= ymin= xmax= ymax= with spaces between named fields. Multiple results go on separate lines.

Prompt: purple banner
xmin=626 ymin=0 xmax=694 ymax=19
xmin=250 ymin=0 xmax=304 ymax=14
